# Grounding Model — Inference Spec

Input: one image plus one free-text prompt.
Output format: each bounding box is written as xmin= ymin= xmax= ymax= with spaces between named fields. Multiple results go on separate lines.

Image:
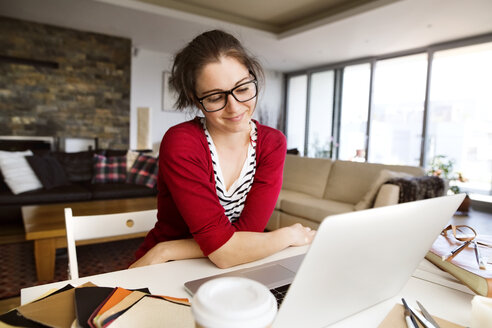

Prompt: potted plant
xmin=428 ymin=155 xmax=470 ymax=213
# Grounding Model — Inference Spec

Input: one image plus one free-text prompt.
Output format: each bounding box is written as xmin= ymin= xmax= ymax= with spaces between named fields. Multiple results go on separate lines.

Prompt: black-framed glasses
xmin=196 ymin=79 xmax=258 ymax=112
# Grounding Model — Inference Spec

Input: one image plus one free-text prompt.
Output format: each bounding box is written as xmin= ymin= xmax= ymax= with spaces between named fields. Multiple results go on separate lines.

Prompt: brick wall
xmin=0 ymin=16 xmax=131 ymax=149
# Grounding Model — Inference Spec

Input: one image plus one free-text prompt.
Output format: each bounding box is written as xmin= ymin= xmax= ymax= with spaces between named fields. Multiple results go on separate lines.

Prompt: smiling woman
xmin=130 ymin=30 xmax=315 ymax=270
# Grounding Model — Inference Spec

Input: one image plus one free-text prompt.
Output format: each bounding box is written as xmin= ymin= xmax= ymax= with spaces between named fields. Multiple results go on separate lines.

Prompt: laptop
xmin=184 ymin=194 xmax=465 ymax=328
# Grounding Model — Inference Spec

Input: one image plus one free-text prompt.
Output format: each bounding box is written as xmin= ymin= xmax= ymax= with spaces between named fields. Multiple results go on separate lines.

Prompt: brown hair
xmin=169 ymin=29 xmax=264 ymax=110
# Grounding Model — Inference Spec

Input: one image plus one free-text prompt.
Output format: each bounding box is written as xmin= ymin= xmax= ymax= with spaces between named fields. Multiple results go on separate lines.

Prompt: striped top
xmin=200 ymin=118 xmax=257 ymax=223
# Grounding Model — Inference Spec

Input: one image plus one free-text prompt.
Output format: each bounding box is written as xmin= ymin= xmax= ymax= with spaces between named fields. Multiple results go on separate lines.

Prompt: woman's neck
xmin=207 ymin=124 xmax=251 ymax=151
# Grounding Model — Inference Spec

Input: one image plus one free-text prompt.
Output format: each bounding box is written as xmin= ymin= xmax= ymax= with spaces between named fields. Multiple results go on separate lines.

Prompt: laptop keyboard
xmin=270 ymin=284 xmax=291 ymax=307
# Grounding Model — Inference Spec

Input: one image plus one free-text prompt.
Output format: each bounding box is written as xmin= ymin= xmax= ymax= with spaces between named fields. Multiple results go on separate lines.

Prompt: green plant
xmin=428 ymin=155 xmax=467 ymax=194
xmin=310 ymin=136 xmax=338 ymax=158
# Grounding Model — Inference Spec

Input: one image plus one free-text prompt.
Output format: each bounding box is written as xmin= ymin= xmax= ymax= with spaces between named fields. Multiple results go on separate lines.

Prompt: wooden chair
xmin=64 ymin=207 xmax=157 ymax=279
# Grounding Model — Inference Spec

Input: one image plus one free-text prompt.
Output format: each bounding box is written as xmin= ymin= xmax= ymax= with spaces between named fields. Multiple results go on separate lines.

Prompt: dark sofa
xmin=0 ymin=147 xmax=158 ymax=227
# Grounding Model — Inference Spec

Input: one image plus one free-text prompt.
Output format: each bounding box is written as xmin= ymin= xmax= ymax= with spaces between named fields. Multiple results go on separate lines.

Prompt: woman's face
xmin=195 ymin=56 xmax=256 ymax=136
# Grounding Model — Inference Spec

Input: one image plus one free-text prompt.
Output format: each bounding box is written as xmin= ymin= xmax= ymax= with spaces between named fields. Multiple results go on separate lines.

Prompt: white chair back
xmin=64 ymin=208 xmax=157 ymax=280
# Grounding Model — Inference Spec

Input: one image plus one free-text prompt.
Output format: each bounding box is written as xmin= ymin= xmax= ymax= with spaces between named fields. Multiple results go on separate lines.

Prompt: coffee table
xmin=22 ymin=197 xmax=157 ymax=281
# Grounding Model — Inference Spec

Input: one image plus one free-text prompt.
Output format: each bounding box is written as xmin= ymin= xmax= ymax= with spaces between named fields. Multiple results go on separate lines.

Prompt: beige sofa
xmin=266 ymin=155 xmax=425 ymax=230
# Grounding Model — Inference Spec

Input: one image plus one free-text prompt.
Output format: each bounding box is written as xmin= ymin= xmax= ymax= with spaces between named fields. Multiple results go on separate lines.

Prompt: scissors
xmin=407 ymin=300 xmax=441 ymax=328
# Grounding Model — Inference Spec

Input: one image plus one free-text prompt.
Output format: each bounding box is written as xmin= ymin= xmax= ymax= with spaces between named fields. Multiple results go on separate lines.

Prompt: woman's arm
xmin=130 ymin=223 xmax=315 ymax=269
xmin=129 ymin=238 xmax=204 ymax=268
xmin=209 ymin=223 xmax=315 ymax=268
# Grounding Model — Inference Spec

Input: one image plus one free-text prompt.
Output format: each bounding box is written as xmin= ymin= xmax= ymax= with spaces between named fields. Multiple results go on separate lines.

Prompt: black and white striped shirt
xmin=200 ymin=118 xmax=257 ymax=223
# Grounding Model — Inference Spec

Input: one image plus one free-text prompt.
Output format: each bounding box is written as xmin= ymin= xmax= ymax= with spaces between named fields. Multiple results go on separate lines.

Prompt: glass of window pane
xmin=368 ymin=54 xmax=427 ymax=165
xmin=286 ymin=75 xmax=308 ymax=155
xmin=339 ymin=64 xmax=371 ymax=162
xmin=307 ymin=71 xmax=334 ymax=158
xmin=427 ymin=42 xmax=492 ymax=195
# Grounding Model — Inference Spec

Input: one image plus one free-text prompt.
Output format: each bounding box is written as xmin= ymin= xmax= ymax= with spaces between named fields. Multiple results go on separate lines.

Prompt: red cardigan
xmin=135 ymin=118 xmax=286 ymax=259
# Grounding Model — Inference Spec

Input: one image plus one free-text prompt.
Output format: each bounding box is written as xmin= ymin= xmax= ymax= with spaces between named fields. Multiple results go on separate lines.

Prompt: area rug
xmin=0 ymin=238 xmax=144 ymax=300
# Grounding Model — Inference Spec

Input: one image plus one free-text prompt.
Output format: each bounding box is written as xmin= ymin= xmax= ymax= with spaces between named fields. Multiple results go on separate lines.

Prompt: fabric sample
xmin=107 ymin=296 xmax=193 ymax=328
xmin=0 ymin=150 xmax=43 ymax=194
xmin=92 ymin=154 xmax=127 ymax=184
xmin=126 ymin=155 xmax=158 ymax=188
xmin=74 ymin=287 xmax=115 ymax=328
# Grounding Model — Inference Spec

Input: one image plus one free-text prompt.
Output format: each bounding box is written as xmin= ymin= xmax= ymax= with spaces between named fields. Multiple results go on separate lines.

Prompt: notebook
xmin=184 ymin=194 xmax=465 ymax=328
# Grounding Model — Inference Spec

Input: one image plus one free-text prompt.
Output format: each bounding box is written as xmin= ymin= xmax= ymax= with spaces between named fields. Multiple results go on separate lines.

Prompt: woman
xmin=131 ymin=30 xmax=315 ymax=269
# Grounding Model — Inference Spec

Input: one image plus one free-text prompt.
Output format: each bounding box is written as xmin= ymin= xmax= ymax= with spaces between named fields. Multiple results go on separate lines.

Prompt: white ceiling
xmin=1 ymin=0 xmax=492 ymax=72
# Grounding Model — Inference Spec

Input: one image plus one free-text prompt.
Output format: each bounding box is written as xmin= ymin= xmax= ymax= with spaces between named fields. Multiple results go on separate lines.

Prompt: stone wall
xmin=0 ymin=16 xmax=131 ymax=149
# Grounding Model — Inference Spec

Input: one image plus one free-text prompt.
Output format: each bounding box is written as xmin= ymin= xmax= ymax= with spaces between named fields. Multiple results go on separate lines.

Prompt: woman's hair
xmin=170 ymin=29 xmax=264 ymax=110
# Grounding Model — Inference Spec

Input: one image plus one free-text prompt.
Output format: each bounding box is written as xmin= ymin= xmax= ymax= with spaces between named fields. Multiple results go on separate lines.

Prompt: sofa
xmin=266 ymin=154 xmax=444 ymax=231
xmin=0 ymin=147 xmax=158 ymax=227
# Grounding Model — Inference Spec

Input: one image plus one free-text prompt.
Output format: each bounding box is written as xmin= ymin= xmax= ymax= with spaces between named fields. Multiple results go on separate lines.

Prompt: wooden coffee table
xmin=22 ymin=197 xmax=157 ymax=281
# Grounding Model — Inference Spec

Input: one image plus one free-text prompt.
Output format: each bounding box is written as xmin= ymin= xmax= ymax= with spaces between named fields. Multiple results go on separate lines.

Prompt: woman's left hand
xmin=129 ymin=242 xmax=169 ymax=268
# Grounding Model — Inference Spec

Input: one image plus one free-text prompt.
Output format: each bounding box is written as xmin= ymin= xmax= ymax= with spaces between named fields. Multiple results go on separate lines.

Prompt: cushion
xmin=126 ymin=150 xmax=140 ymax=173
xmin=275 ymin=189 xmax=319 ymax=210
xmin=53 ymin=151 xmax=94 ymax=182
xmin=324 ymin=161 xmax=423 ymax=205
xmin=127 ymin=155 xmax=159 ymax=188
xmin=281 ymin=198 xmax=354 ymax=223
xmin=92 ymin=154 xmax=127 ymax=183
xmin=0 ymin=150 xmax=43 ymax=194
xmin=25 ymin=155 xmax=70 ymax=189
xmin=354 ymin=169 xmax=411 ymax=210
xmin=282 ymin=154 xmax=333 ymax=198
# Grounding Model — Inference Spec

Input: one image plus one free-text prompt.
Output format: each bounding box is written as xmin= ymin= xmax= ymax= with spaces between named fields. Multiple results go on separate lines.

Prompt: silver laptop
xmin=184 ymin=194 xmax=465 ymax=327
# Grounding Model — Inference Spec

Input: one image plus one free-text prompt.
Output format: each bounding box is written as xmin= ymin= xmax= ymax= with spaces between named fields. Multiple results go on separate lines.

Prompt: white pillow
xmin=354 ymin=169 xmax=411 ymax=211
xmin=0 ymin=150 xmax=43 ymax=194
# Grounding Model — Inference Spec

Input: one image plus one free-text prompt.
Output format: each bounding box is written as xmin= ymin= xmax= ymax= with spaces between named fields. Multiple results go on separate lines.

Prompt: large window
xmin=284 ymin=35 xmax=492 ymax=197
xmin=368 ymin=54 xmax=427 ymax=166
xmin=286 ymin=75 xmax=307 ymax=154
xmin=307 ymin=71 xmax=334 ymax=158
xmin=427 ymin=42 xmax=492 ymax=194
xmin=339 ymin=64 xmax=371 ymax=161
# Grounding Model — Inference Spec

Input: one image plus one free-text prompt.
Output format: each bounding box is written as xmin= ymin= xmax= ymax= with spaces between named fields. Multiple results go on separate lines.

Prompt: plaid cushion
xmin=126 ymin=155 xmax=158 ymax=188
xmin=92 ymin=154 xmax=127 ymax=183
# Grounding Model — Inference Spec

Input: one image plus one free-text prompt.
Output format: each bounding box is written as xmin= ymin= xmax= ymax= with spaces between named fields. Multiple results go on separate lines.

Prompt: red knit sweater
xmin=135 ymin=118 xmax=286 ymax=259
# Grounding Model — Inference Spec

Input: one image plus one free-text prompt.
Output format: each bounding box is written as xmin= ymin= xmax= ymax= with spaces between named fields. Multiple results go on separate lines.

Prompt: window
xmin=307 ymin=71 xmax=334 ymax=158
xmin=368 ymin=54 xmax=427 ymax=166
xmin=427 ymin=42 xmax=492 ymax=194
xmin=283 ymin=35 xmax=492 ymax=198
xmin=286 ymin=75 xmax=308 ymax=155
xmin=339 ymin=64 xmax=371 ymax=161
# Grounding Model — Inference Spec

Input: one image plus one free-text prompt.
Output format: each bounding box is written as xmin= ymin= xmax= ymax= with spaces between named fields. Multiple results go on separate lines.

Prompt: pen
xmin=473 ymin=240 xmax=487 ymax=270
xmin=441 ymin=240 xmax=471 ymax=261
xmin=401 ymin=298 xmax=418 ymax=328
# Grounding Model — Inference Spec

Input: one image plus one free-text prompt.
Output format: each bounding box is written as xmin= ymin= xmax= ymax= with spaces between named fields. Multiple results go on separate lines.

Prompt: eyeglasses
xmin=196 ymin=79 xmax=258 ymax=112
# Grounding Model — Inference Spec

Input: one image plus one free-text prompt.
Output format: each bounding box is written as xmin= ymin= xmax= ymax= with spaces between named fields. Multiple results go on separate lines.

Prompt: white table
xmin=21 ymin=246 xmax=473 ymax=327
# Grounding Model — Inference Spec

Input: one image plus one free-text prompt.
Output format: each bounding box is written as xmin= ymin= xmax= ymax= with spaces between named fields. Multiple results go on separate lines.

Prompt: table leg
xmin=34 ymin=238 xmax=56 ymax=281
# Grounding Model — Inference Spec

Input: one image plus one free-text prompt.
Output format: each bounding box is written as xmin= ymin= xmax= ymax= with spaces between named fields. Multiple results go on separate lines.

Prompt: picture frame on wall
xmin=162 ymin=71 xmax=177 ymax=111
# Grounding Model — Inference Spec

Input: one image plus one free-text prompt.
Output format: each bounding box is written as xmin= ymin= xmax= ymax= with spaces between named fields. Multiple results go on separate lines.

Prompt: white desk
xmin=21 ymin=246 xmax=473 ymax=327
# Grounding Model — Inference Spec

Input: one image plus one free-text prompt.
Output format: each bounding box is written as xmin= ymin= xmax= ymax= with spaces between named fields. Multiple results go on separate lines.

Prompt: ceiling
xmin=1 ymin=0 xmax=492 ymax=72
xmin=136 ymin=0 xmax=395 ymax=34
